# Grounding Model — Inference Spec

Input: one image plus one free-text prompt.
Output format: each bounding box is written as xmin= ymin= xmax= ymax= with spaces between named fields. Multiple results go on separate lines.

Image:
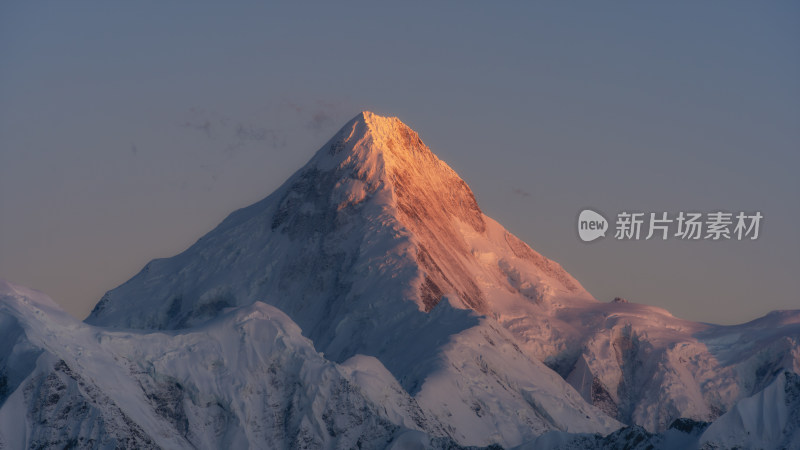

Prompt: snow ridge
xmin=0 ymin=281 xmax=462 ymax=449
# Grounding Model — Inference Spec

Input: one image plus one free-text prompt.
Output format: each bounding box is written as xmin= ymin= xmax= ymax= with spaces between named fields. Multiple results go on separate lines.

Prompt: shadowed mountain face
xmin=0 ymin=281 xmax=460 ymax=450
xmin=73 ymin=112 xmax=800 ymax=446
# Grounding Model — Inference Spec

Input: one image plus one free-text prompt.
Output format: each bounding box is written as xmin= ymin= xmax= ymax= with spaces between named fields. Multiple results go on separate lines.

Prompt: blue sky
xmin=1 ymin=2 xmax=798 ymax=323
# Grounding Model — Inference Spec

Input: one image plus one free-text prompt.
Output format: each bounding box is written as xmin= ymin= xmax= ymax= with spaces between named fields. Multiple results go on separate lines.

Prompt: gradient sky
xmin=1 ymin=2 xmax=798 ymax=324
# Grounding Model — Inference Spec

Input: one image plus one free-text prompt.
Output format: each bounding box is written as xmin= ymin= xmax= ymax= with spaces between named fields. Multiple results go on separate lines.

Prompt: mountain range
xmin=2 ymin=112 xmax=798 ymax=449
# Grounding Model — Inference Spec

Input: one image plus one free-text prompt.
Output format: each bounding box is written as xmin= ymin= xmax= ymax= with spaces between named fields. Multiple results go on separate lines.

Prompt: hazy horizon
xmin=1 ymin=2 xmax=798 ymax=324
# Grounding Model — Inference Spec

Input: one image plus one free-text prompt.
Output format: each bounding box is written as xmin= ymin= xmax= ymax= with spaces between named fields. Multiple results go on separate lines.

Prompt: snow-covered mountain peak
xmin=309 ymin=110 xmax=486 ymax=235
xmin=83 ymin=112 xmax=592 ymax=336
xmin=314 ymin=111 xmax=433 ymax=165
xmin=0 ymin=280 xmax=61 ymax=312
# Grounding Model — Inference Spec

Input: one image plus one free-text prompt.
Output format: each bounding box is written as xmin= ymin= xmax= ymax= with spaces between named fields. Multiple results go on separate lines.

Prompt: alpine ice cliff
xmin=3 ymin=112 xmax=799 ymax=449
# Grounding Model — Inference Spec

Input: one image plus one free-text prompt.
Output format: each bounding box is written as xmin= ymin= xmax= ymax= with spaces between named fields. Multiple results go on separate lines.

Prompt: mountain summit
xmin=272 ymin=111 xmax=491 ymax=312
xmin=62 ymin=111 xmax=799 ymax=447
xmin=86 ymin=111 xmax=587 ymax=346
